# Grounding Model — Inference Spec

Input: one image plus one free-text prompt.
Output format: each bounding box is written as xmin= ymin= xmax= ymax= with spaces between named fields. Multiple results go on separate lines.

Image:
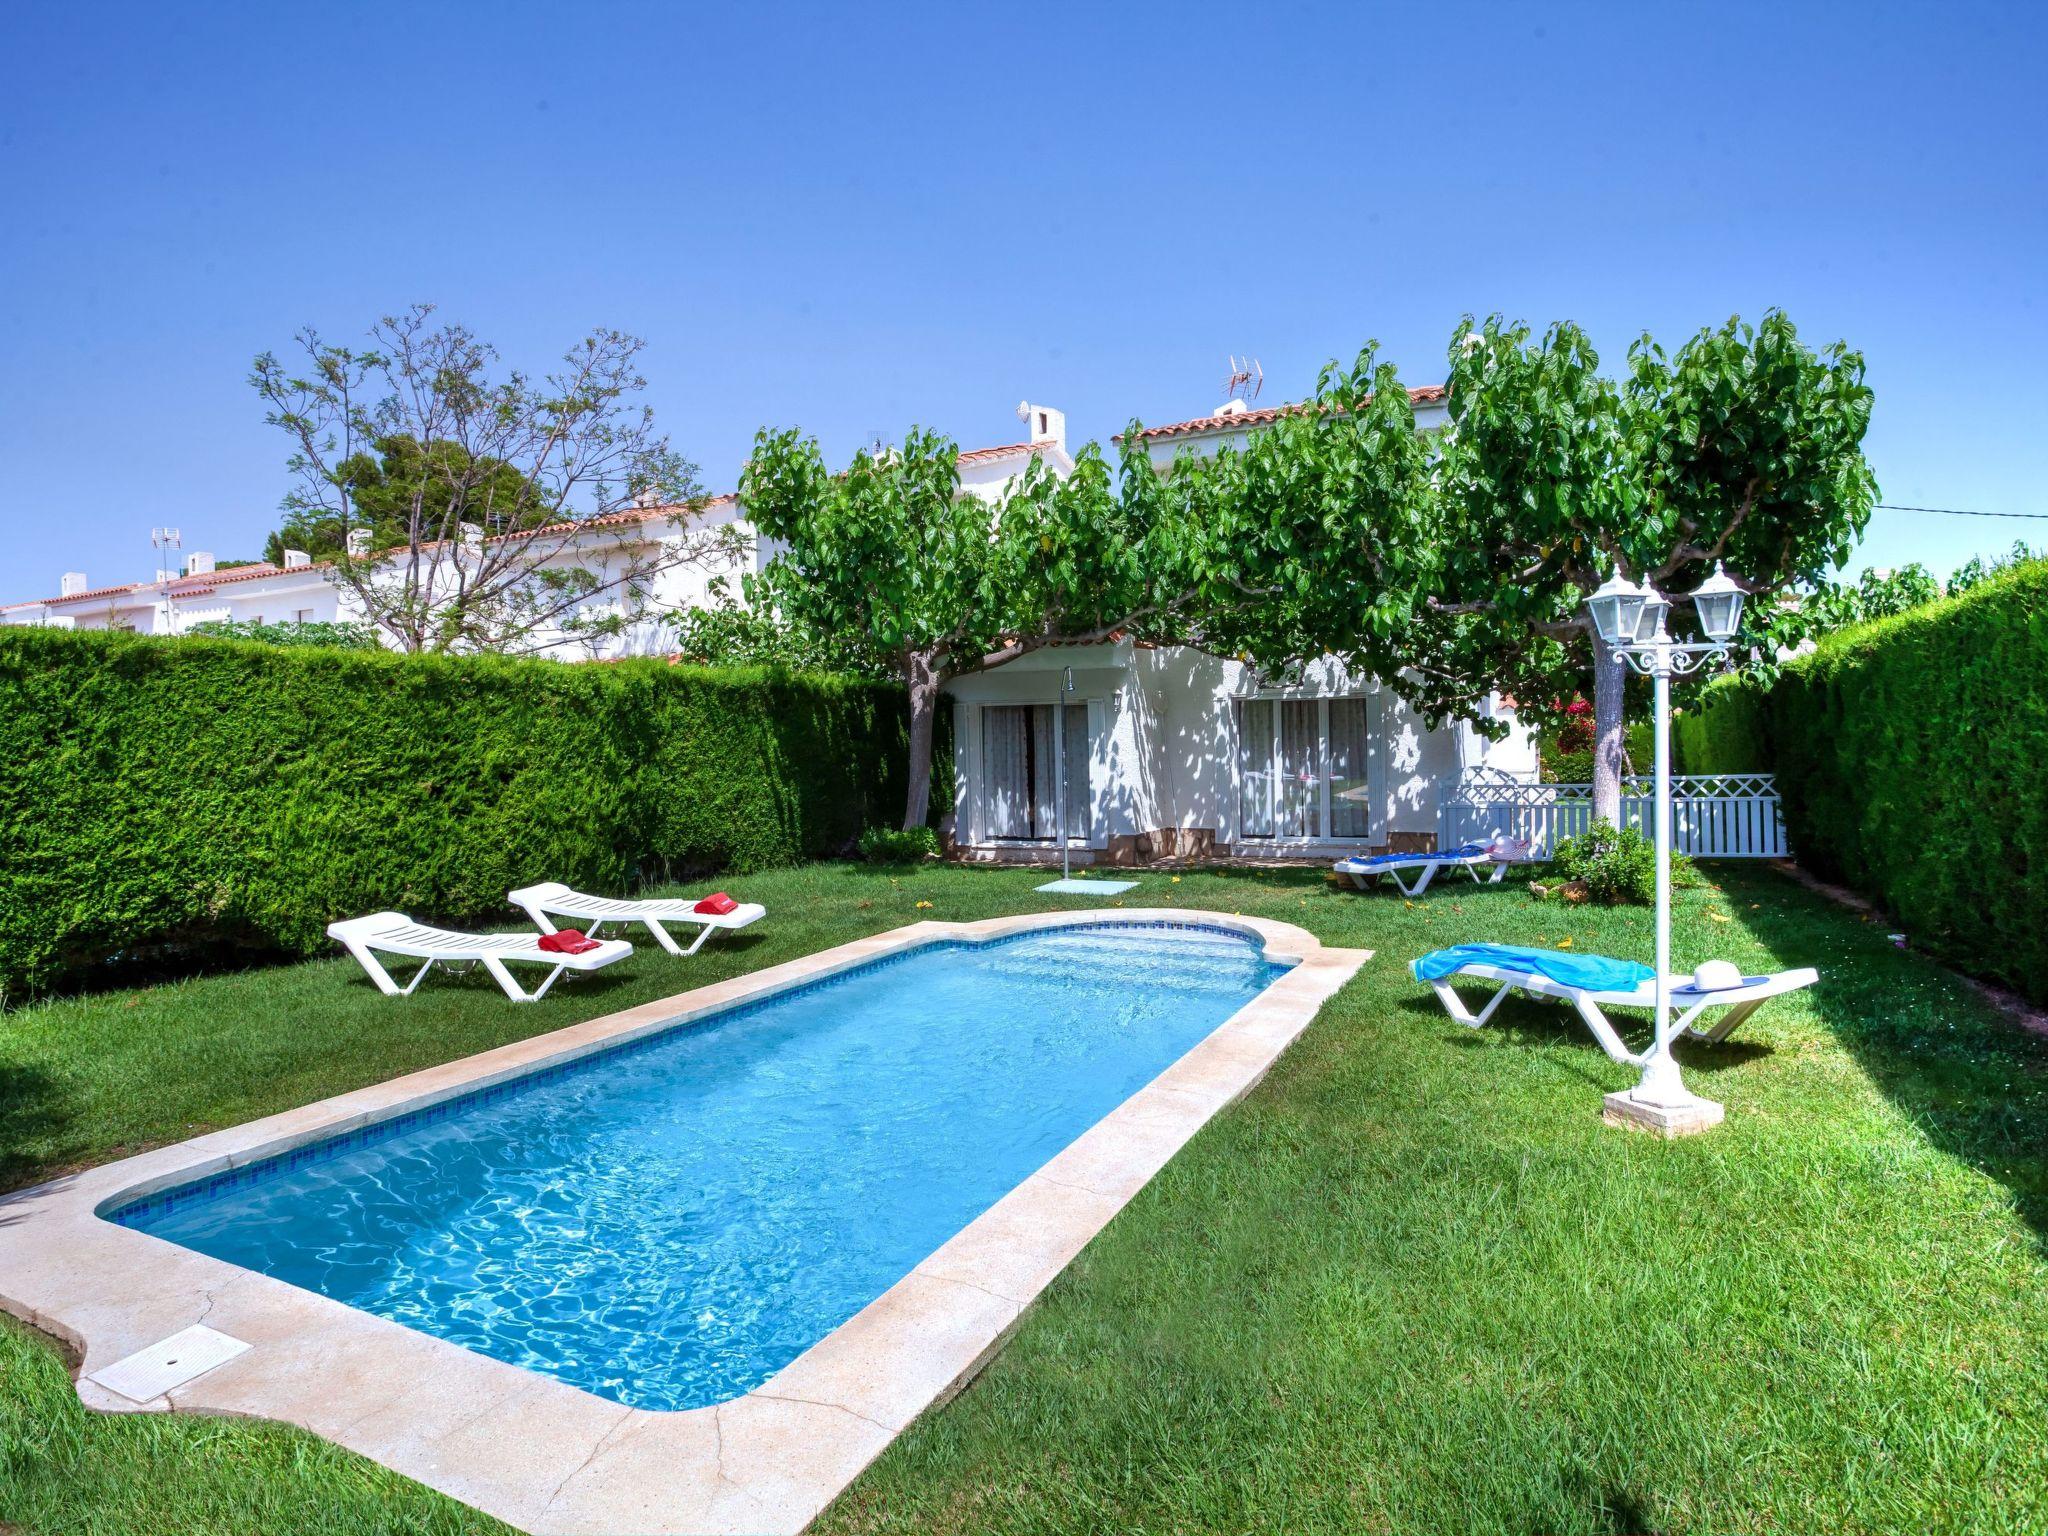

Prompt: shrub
xmin=856 ymin=825 xmax=941 ymax=864
xmin=1674 ymin=674 xmax=1774 ymax=775
xmin=1542 ymin=747 xmax=1594 ymax=785
xmin=1551 ymin=820 xmax=1698 ymax=905
xmin=0 ymin=628 xmax=912 ymax=997
xmin=186 ymin=618 xmax=381 ymax=650
xmin=1535 ymin=699 xmax=1591 ymax=783
xmin=1770 ymin=557 xmax=2048 ymax=1002
xmin=1536 ymin=701 xmax=1657 ymax=782
xmin=1625 ymin=719 xmax=1656 ymax=773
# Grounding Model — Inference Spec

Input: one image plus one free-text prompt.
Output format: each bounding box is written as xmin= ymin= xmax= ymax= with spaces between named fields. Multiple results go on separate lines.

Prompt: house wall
xmin=1136 ymin=648 xmax=1527 ymax=849
xmin=169 ymin=577 xmax=346 ymax=632
xmin=9 ymin=569 xmax=349 ymax=635
xmin=947 ymin=643 xmax=1536 ymax=861
xmin=515 ymin=506 xmax=761 ymax=660
xmin=1139 ymin=397 xmax=1451 ymax=473
xmin=946 ymin=642 xmax=1155 ymax=851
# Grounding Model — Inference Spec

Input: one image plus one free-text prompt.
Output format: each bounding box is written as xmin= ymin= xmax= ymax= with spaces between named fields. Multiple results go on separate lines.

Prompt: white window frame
xmin=968 ymin=698 xmax=1102 ymax=849
xmin=1230 ymin=692 xmax=1384 ymax=849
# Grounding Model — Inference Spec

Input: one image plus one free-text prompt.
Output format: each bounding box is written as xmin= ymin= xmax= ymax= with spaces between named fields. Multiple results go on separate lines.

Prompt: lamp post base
xmin=1602 ymin=1088 xmax=1725 ymax=1138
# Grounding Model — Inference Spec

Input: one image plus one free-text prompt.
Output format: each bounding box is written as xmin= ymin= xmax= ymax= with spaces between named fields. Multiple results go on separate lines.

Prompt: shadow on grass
xmin=1716 ymin=866 xmax=2048 ymax=1251
xmin=1398 ymin=991 xmax=1776 ymax=1076
xmin=1812 ymin=965 xmax=2048 ymax=1249
xmin=1570 ymin=1474 xmax=1669 ymax=1536
xmin=7 ymin=939 xmax=295 ymax=1013
xmin=0 ymin=1062 xmax=65 ymax=1196
xmin=327 ymin=960 xmax=653 ymax=1003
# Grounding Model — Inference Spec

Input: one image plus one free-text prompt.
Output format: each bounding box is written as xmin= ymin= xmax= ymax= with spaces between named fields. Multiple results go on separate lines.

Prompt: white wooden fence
xmin=1439 ymin=769 xmax=1788 ymax=859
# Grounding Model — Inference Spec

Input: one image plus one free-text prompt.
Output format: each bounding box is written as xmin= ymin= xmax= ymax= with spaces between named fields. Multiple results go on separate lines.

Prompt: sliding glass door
xmin=982 ymin=703 xmax=1091 ymax=843
xmin=1235 ymin=696 xmax=1376 ymax=843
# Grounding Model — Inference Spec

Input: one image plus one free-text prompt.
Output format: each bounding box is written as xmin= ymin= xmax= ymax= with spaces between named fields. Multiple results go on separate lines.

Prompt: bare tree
xmin=252 ymin=305 xmax=744 ymax=655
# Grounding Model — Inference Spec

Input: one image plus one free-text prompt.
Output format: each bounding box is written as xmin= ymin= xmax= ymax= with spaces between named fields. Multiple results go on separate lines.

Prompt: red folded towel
xmin=538 ymin=928 xmax=601 ymax=955
xmin=694 ymin=892 xmax=739 ymax=916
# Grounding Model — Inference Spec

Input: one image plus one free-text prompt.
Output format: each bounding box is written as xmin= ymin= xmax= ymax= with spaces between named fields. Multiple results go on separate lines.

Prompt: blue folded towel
xmin=1348 ymin=843 xmax=1488 ymax=869
xmin=1410 ymin=943 xmax=1655 ymax=992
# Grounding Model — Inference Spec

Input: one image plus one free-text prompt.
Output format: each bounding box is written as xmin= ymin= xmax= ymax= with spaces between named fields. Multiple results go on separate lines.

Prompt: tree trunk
xmin=1591 ymin=631 xmax=1627 ymax=826
xmin=901 ymin=647 xmax=943 ymax=831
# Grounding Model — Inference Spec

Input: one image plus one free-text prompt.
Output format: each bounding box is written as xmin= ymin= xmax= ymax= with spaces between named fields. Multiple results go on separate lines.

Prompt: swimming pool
xmin=112 ymin=922 xmax=1291 ymax=1411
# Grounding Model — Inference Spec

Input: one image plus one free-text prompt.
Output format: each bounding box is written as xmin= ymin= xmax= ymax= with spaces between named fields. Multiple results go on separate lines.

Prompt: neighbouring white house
xmin=0 ymin=497 xmax=770 ymax=656
xmin=0 ymin=412 xmax=1075 ymax=658
xmin=5 ymin=392 xmax=1531 ymax=860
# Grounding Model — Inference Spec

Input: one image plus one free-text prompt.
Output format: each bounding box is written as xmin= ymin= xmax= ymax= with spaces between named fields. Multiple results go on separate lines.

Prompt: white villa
xmin=3 ymin=393 xmax=1532 ymax=862
xmin=947 ymin=390 xmax=1532 ymax=865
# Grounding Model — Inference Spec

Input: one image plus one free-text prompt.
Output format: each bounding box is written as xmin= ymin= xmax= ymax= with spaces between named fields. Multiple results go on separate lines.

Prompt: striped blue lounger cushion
xmin=1346 ymin=843 xmax=1489 ymax=870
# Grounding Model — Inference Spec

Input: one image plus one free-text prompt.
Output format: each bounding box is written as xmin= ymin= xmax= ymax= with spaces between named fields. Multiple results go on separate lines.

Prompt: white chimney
xmin=1016 ymin=401 xmax=1067 ymax=451
xmin=60 ymin=572 xmax=88 ymax=596
xmin=458 ymin=522 xmax=485 ymax=559
xmin=344 ymin=529 xmax=372 ymax=559
xmin=282 ymin=548 xmax=311 ymax=569
xmin=184 ymin=551 xmax=215 ymax=576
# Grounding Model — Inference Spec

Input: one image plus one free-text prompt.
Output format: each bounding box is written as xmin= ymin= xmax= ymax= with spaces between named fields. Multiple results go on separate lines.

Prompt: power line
xmin=1876 ymin=502 xmax=2048 ymax=521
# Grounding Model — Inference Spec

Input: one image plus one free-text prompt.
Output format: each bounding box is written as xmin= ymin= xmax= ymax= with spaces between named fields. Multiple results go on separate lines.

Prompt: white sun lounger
xmin=1418 ymin=955 xmax=1819 ymax=1066
xmin=328 ymin=912 xmax=633 ymax=1003
xmin=1334 ymin=839 xmax=1526 ymax=897
xmin=508 ymin=881 xmax=767 ymax=957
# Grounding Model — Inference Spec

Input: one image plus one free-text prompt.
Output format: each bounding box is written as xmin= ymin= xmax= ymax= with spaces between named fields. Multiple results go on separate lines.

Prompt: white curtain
xmin=1237 ymin=696 xmax=1373 ymax=841
xmin=1028 ymin=705 xmax=1058 ymax=838
xmin=1061 ymin=703 xmax=1091 ymax=844
xmin=1237 ymin=699 xmax=1275 ymax=837
xmin=1278 ymin=700 xmax=1320 ymax=838
xmin=983 ymin=703 xmax=1084 ymax=841
xmin=983 ymin=706 xmax=1032 ymax=839
xmin=1327 ymin=698 xmax=1371 ymax=838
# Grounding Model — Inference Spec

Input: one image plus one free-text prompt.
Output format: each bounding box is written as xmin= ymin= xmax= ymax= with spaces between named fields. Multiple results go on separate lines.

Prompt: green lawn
xmin=4 ymin=862 xmax=2045 ymax=1534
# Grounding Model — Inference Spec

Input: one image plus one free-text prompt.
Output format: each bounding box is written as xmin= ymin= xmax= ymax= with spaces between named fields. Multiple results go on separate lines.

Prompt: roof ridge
xmin=1126 ymin=385 xmax=1449 ymax=442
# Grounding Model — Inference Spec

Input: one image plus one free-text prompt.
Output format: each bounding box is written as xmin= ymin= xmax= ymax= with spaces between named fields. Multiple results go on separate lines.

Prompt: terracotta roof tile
xmin=1127 ymin=385 xmax=1450 ymax=442
xmin=166 ymin=562 xmax=288 ymax=595
xmin=955 ymin=440 xmax=1061 ymax=466
xmin=45 ymin=581 xmax=151 ymax=607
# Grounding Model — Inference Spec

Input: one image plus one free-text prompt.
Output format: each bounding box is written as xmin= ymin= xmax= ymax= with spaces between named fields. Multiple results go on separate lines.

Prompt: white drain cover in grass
xmin=1033 ymin=878 xmax=1140 ymax=895
xmin=88 ymin=1324 xmax=250 ymax=1403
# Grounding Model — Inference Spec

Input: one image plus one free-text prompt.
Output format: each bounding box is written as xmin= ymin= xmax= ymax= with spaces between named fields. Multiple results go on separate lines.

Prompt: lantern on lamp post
xmin=1585 ymin=562 xmax=1748 ymax=1134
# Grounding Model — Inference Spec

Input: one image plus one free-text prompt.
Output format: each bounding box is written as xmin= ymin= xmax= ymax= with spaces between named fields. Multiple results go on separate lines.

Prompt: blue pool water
xmin=113 ymin=923 xmax=1289 ymax=1411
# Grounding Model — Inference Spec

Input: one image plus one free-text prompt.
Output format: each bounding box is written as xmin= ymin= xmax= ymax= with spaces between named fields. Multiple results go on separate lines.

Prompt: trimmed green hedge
xmin=0 ymin=629 xmax=913 ymax=997
xmin=1770 ymin=559 xmax=2048 ymax=1002
xmin=1674 ymin=674 xmax=1775 ymax=775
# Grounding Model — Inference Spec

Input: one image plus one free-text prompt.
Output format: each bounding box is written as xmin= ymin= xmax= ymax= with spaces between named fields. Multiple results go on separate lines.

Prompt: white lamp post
xmin=1585 ymin=562 xmax=1748 ymax=1135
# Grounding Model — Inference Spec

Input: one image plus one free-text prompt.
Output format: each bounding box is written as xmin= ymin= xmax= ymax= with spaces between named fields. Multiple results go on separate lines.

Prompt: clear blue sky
xmin=3 ymin=1 xmax=2043 ymax=601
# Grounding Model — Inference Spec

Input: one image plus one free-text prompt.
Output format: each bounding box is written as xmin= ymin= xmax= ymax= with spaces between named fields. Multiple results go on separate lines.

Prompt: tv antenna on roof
xmin=1224 ymin=355 xmax=1264 ymax=403
xmin=151 ymin=526 xmax=182 ymax=631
